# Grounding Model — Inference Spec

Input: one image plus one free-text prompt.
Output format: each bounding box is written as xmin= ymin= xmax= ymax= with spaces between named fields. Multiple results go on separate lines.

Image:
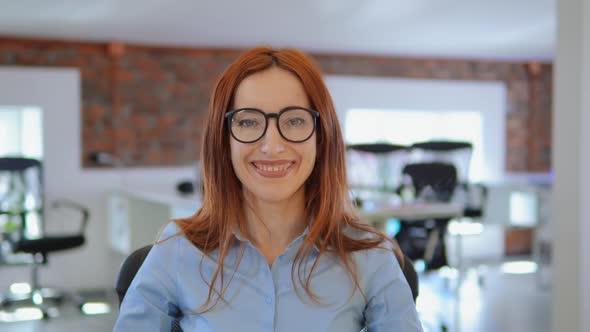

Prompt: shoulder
xmin=158 ymin=221 xmax=183 ymax=240
xmin=152 ymin=220 xmax=213 ymax=264
xmin=350 ymin=238 xmax=400 ymax=270
xmin=345 ymin=232 xmax=404 ymax=288
xmin=150 ymin=221 xmax=193 ymax=258
xmin=343 ymin=227 xmax=398 ymax=265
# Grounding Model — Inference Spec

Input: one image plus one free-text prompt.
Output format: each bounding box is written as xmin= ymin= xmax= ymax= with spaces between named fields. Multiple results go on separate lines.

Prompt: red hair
xmin=173 ymin=46 xmax=402 ymax=311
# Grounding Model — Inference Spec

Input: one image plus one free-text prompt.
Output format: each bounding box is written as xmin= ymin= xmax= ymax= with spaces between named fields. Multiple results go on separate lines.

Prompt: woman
xmin=113 ymin=47 xmax=423 ymax=331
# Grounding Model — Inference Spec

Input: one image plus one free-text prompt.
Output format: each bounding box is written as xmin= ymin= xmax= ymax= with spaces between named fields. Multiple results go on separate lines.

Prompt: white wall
xmin=0 ymin=66 xmax=196 ymax=290
xmin=325 ymin=75 xmax=507 ymax=183
xmin=552 ymin=0 xmax=590 ymax=331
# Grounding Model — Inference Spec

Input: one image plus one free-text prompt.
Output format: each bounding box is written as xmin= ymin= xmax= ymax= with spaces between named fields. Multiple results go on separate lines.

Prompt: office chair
xmin=395 ymin=162 xmax=458 ymax=270
xmin=346 ymin=143 xmax=409 ymax=207
xmin=410 ymin=141 xmax=472 ymax=184
xmin=116 ymin=244 xmax=419 ymax=332
xmin=346 ymin=143 xmax=408 ymax=154
xmin=0 ymin=157 xmax=89 ymax=318
xmin=115 ymin=244 xmax=181 ymax=332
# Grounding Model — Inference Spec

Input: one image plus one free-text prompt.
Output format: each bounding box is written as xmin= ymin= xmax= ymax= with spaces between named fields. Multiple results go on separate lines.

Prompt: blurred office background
xmin=0 ymin=0 xmax=588 ymax=331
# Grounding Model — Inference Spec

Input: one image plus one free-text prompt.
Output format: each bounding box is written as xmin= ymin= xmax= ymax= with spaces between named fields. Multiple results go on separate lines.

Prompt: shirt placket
xmin=244 ymin=242 xmax=277 ymax=332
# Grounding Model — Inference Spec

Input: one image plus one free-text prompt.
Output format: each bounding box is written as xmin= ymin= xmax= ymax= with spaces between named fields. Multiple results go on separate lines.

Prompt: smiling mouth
xmin=251 ymin=161 xmax=295 ymax=178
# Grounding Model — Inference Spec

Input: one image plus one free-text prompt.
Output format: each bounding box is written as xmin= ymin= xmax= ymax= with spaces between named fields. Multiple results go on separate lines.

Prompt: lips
xmin=251 ymin=160 xmax=295 ymax=178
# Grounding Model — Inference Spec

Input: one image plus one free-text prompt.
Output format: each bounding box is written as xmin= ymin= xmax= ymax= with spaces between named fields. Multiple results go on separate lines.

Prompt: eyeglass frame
xmin=225 ymin=106 xmax=320 ymax=143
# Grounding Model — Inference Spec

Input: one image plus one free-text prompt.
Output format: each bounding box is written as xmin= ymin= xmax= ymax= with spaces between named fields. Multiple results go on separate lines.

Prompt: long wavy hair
xmin=173 ymin=46 xmax=403 ymax=311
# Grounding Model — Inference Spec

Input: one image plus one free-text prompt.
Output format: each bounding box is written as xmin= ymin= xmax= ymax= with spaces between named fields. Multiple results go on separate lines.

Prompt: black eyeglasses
xmin=225 ymin=106 xmax=320 ymax=143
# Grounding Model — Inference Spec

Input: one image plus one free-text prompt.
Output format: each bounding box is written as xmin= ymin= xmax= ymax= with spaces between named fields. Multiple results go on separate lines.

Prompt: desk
xmin=358 ymin=202 xmax=464 ymax=223
xmin=358 ymin=202 xmax=464 ymax=332
xmin=108 ymin=190 xmax=201 ymax=255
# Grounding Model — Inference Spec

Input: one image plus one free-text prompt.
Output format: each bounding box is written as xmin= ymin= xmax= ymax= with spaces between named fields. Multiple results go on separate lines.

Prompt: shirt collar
xmin=232 ymin=223 xmax=320 ymax=255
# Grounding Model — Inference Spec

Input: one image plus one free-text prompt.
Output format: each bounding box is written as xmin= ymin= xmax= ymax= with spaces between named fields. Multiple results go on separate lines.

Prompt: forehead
xmin=233 ymin=67 xmax=310 ymax=111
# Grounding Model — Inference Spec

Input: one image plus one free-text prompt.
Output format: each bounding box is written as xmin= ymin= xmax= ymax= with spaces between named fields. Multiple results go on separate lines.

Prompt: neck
xmin=242 ymin=189 xmax=307 ymax=255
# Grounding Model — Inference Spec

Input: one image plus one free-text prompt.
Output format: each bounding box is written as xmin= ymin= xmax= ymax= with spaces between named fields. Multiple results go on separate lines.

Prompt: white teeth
xmin=255 ymin=163 xmax=291 ymax=172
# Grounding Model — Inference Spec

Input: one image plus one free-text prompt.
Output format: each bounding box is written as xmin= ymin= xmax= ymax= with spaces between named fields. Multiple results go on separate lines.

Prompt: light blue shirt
xmin=113 ymin=222 xmax=423 ymax=332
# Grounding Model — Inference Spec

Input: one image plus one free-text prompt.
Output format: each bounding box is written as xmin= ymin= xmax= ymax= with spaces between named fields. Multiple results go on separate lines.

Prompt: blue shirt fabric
xmin=113 ymin=222 xmax=423 ymax=332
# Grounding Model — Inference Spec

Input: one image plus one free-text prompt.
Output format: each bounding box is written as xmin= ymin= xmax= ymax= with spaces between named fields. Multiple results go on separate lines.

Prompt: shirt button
xmin=265 ymin=296 xmax=272 ymax=304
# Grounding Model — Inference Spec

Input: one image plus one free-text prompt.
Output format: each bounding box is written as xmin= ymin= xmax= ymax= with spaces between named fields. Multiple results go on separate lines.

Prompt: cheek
xmin=301 ymin=142 xmax=317 ymax=172
xmin=230 ymin=140 xmax=248 ymax=177
xmin=229 ymin=141 xmax=238 ymax=168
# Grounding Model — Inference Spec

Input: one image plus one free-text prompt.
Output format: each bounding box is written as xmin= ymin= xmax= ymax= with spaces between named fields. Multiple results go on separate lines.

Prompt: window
xmin=345 ymin=109 xmax=485 ymax=182
xmin=325 ymin=75 xmax=506 ymax=182
xmin=0 ymin=106 xmax=43 ymax=159
xmin=510 ymin=190 xmax=539 ymax=227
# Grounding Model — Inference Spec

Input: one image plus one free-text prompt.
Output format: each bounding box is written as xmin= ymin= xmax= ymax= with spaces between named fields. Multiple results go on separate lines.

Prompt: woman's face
xmin=229 ymin=67 xmax=317 ymax=204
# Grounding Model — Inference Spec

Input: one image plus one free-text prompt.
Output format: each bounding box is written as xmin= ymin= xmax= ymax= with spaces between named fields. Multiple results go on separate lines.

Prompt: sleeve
xmin=112 ymin=222 xmax=182 ymax=331
xmin=363 ymin=246 xmax=424 ymax=332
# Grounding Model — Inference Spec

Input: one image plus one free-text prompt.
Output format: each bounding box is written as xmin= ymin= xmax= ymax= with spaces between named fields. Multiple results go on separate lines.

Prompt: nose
xmin=259 ymin=118 xmax=285 ymax=154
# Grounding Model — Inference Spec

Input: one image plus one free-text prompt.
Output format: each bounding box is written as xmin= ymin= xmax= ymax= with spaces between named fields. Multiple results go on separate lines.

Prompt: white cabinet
xmin=108 ymin=190 xmax=201 ymax=255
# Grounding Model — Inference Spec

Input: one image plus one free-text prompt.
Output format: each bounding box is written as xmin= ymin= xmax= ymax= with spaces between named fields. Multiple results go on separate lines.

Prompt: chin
xmin=246 ymin=186 xmax=301 ymax=204
xmin=257 ymin=190 xmax=294 ymax=203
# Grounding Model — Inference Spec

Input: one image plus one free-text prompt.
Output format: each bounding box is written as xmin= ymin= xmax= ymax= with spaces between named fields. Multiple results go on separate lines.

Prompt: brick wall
xmin=0 ymin=37 xmax=552 ymax=171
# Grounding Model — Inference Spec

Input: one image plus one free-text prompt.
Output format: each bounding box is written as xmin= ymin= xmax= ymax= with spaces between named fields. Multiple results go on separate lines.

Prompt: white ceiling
xmin=0 ymin=0 xmax=555 ymax=60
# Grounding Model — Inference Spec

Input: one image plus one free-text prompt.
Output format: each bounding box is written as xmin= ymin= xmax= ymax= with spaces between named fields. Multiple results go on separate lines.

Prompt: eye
xmin=286 ymin=117 xmax=305 ymax=126
xmin=237 ymin=119 xmax=259 ymax=127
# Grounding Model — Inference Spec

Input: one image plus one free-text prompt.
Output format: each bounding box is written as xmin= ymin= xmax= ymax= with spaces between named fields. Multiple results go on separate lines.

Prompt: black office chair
xmin=461 ymin=183 xmax=488 ymax=218
xmin=0 ymin=157 xmax=89 ymax=318
xmin=346 ymin=143 xmax=409 ymax=209
xmin=346 ymin=143 xmax=408 ymax=154
xmin=410 ymin=141 xmax=472 ymax=183
xmin=395 ymin=162 xmax=458 ymax=270
xmin=116 ymin=244 xmax=419 ymax=332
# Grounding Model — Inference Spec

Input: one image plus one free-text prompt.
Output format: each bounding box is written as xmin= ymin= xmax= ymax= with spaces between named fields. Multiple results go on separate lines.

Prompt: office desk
xmin=358 ymin=202 xmax=464 ymax=224
xmin=108 ymin=190 xmax=201 ymax=255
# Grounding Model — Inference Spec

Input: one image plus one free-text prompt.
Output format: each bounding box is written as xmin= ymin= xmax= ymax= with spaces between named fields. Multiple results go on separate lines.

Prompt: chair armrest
xmin=52 ymin=199 xmax=90 ymax=234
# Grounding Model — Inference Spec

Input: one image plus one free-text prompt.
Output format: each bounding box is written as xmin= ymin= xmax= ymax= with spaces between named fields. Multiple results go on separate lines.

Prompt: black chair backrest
xmin=402 ymin=162 xmax=458 ymax=202
xmin=116 ymin=245 xmax=419 ymax=307
xmin=116 ymin=245 xmax=153 ymax=305
xmin=0 ymin=157 xmax=44 ymax=240
xmin=0 ymin=157 xmax=42 ymax=172
xmin=116 ymin=244 xmax=184 ymax=332
xmin=401 ymin=255 xmax=419 ymax=303
xmin=411 ymin=141 xmax=472 ymax=152
xmin=346 ymin=143 xmax=408 ymax=154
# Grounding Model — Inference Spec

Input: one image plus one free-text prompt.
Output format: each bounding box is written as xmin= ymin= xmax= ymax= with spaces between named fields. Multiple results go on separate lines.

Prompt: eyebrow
xmin=230 ymin=105 xmax=311 ymax=112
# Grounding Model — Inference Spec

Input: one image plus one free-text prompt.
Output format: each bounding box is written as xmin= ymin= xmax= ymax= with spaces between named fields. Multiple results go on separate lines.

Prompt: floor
xmin=0 ymin=259 xmax=551 ymax=332
xmin=416 ymin=261 xmax=551 ymax=332
xmin=0 ymin=289 xmax=119 ymax=332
